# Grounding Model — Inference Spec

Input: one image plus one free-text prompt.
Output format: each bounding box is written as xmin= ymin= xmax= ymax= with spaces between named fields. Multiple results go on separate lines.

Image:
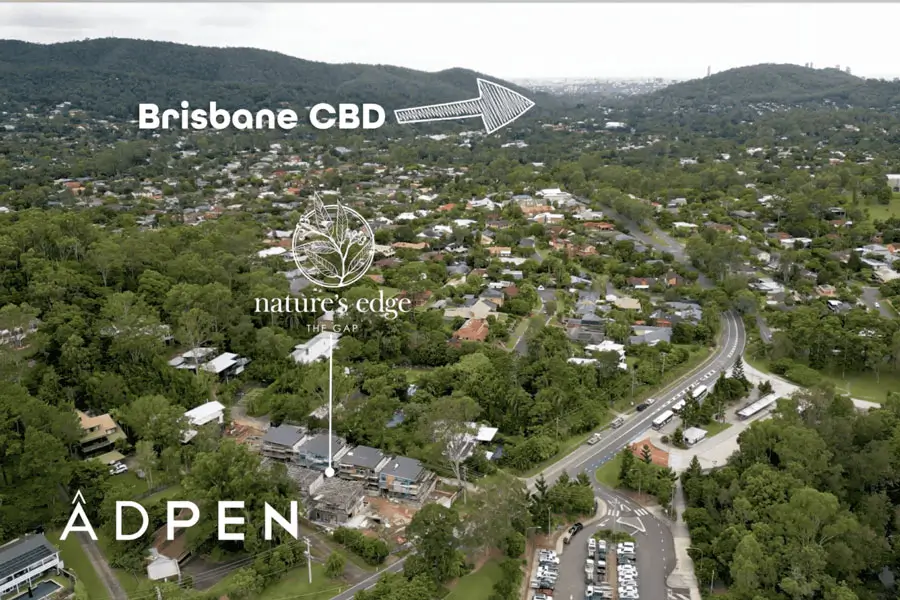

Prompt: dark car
xmin=574 ymin=522 xmax=584 ymax=533
xmin=635 ymin=403 xmax=648 ymax=412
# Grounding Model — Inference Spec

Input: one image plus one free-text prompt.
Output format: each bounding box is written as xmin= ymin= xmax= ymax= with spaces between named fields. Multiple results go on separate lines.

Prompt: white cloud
xmin=1 ymin=3 xmax=898 ymax=80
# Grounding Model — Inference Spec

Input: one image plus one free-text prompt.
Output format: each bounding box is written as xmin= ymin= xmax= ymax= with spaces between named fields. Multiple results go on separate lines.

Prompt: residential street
xmin=861 ymin=286 xmax=894 ymax=319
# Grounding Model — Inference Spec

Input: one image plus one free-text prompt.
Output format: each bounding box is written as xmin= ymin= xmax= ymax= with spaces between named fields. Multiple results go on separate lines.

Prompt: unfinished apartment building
xmin=308 ymin=478 xmax=366 ymax=526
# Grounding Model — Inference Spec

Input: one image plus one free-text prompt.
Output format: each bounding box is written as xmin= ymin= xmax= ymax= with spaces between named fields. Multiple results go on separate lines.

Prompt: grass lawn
xmin=595 ymin=454 xmax=623 ymax=488
xmin=46 ymin=530 xmax=106 ymax=600
xmin=446 ymin=559 xmax=504 ymax=600
xmin=611 ymin=346 xmax=712 ymax=414
xmin=401 ymin=367 xmax=432 ymax=383
xmin=703 ymin=420 xmax=732 ymax=439
xmin=257 ymin=564 xmax=345 ymax=600
xmin=141 ymin=484 xmax=183 ymax=505
xmin=107 ymin=471 xmax=151 ymax=499
xmin=506 ymin=318 xmax=529 ymax=350
xmin=747 ymin=355 xmax=893 ymax=403
xmin=380 ymin=286 xmax=401 ymax=298
xmin=866 ymin=193 xmax=900 ymax=223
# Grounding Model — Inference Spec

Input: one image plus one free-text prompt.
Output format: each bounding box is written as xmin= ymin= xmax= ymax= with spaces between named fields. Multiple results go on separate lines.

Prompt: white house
xmin=887 ymin=174 xmax=900 ymax=192
xmin=584 ymin=341 xmax=628 ymax=370
xmin=182 ymin=400 xmax=226 ymax=443
xmin=258 ymin=247 xmax=287 ymax=258
xmin=291 ymin=332 xmax=341 ymax=364
xmin=0 ymin=534 xmax=64 ymax=597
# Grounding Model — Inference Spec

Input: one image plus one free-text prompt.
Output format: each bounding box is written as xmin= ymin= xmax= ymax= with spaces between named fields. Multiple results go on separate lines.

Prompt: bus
xmin=652 ymin=410 xmax=675 ymax=430
xmin=737 ymin=393 xmax=778 ymax=420
xmin=671 ymin=399 xmax=686 ymax=413
xmin=691 ymin=385 xmax=709 ymax=401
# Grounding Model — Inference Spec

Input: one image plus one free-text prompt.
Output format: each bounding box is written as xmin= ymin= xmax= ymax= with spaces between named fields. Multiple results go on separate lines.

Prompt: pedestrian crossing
xmin=634 ymin=508 xmax=649 ymax=516
xmin=667 ymin=590 xmax=691 ymax=600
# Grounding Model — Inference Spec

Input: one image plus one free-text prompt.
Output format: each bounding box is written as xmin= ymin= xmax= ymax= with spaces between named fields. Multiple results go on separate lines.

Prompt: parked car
xmin=587 ymin=432 xmax=602 ymax=445
xmin=646 ymin=398 xmax=657 ymax=405
xmin=611 ymin=417 xmax=625 ymax=429
xmin=109 ymin=462 xmax=128 ymax=475
xmin=635 ymin=403 xmax=648 ymax=412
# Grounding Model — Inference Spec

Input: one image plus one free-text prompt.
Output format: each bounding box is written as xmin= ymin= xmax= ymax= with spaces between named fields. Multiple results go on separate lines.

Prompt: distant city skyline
xmin=1 ymin=3 xmax=898 ymax=81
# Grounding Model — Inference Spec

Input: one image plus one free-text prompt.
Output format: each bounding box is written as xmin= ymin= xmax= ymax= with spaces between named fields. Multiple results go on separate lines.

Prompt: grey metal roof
xmin=381 ymin=456 xmax=424 ymax=481
xmin=0 ymin=534 xmax=58 ymax=580
xmin=263 ymin=425 xmax=305 ymax=447
xmin=340 ymin=446 xmax=386 ymax=469
xmin=299 ymin=433 xmax=345 ymax=458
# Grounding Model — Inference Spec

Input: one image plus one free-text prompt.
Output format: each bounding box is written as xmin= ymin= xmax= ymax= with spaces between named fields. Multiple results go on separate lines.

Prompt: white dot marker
xmin=325 ymin=467 xmax=335 ymax=478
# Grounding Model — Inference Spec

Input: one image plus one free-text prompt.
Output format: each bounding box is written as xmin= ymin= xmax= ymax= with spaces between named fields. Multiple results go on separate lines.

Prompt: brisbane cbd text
xmin=138 ymin=101 xmax=386 ymax=131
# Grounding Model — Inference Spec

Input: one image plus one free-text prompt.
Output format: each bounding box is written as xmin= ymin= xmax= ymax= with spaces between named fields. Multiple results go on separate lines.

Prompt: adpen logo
xmin=292 ymin=194 xmax=375 ymax=289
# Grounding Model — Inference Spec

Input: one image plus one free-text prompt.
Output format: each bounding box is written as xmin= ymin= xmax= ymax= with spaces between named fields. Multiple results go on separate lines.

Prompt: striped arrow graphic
xmin=394 ymin=78 xmax=535 ymax=134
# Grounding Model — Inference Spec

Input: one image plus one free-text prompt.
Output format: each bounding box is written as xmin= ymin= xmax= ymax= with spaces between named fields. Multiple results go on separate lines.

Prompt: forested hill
xmin=624 ymin=63 xmax=900 ymax=110
xmin=0 ymin=38 xmax=556 ymax=119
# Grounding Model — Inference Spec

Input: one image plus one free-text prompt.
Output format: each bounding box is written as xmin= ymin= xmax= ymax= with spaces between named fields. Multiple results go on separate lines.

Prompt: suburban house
xmin=76 ymin=410 xmax=126 ymax=462
xmin=182 ymin=400 xmax=226 ymax=443
xmin=0 ymin=534 xmax=64 ymax=597
xmin=379 ymin=456 xmax=437 ymax=502
xmin=614 ymin=297 xmax=642 ymax=311
xmin=887 ymin=174 xmax=900 ymax=192
xmin=295 ymin=433 xmax=349 ymax=470
xmin=338 ymin=446 xmax=391 ymax=492
xmin=450 ymin=319 xmax=490 ymax=345
xmin=585 ymin=341 xmax=628 ymax=370
xmin=629 ymin=326 xmax=673 ymax=346
xmin=308 ymin=478 xmax=366 ymax=525
xmin=290 ymin=332 xmax=340 ymax=364
xmin=396 ymin=290 xmax=433 ymax=308
xmin=261 ymin=425 xmax=307 ymax=461
xmin=479 ymin=289 xmax=505 ymax=308
xmin=168 ymin=348 xmax=249 ymax=380
xmin=149 ymin=508 xmax=192 ymax=576
xmin=627 ymin=277 xmax=656 ymax=290
xmin=443 ymin=298 xmax=498 ymax=321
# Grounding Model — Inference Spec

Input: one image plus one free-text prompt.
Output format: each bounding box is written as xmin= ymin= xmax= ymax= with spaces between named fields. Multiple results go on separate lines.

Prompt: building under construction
xmin=308 ymin=478 xmax=366 ymax=525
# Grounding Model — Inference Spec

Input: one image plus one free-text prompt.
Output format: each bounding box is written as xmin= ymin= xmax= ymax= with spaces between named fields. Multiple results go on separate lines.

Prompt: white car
xmin=645 ymin=398 xmax=656 ymax=405
xmin=875 ymin=302 xmax=881 ymax=309
xmin=109 ymin=462 xmax=128 ymax=475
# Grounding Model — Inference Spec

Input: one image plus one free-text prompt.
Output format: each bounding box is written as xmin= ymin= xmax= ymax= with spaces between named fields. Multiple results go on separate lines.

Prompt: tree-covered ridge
xmin=624 ymin=63 xmax=900 ymax=111
xmin=0 ymin=38 xmax=554 ymax=118
xmin=682 ymin=389 xmax=900 ymax=600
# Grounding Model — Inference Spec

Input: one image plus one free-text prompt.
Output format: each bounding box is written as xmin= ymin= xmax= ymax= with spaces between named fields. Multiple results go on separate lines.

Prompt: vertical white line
xmin=328 ymin=331 xmax=333 ymax=476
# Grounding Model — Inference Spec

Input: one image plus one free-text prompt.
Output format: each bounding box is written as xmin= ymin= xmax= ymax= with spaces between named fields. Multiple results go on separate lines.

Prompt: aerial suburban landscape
xmin=3 ymin=16 xmax=900 ymax=600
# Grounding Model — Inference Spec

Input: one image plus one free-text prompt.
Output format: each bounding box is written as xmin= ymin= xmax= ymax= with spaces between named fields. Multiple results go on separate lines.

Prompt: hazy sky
xmin=1 ymin=3 xmax=898 ymax=80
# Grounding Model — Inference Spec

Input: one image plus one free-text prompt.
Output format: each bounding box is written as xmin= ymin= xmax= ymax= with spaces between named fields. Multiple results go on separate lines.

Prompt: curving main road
xmin=328 ymin=211 xmax=746 ymax=600
xmin=522 ymin=202 xmax=746 ymax=600
xmin=529 ymin=310 xmax=745 ymax=600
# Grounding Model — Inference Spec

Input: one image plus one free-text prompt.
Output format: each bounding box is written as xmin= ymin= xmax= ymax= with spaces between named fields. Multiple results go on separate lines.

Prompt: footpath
xmin=646 ymin=481 xmax=701 ymax=600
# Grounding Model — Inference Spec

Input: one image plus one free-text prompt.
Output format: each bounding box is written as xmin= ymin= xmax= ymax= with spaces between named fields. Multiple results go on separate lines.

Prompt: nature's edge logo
xmin=293 ymin=193 xmax=375 ymax=289
xmin=254 ymin=193 xmax=411 ymax=324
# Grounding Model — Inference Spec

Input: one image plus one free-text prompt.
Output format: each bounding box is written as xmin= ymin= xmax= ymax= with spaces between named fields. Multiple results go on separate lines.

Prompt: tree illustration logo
xmin=292 ymin=194 xmax=375 ymax=289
